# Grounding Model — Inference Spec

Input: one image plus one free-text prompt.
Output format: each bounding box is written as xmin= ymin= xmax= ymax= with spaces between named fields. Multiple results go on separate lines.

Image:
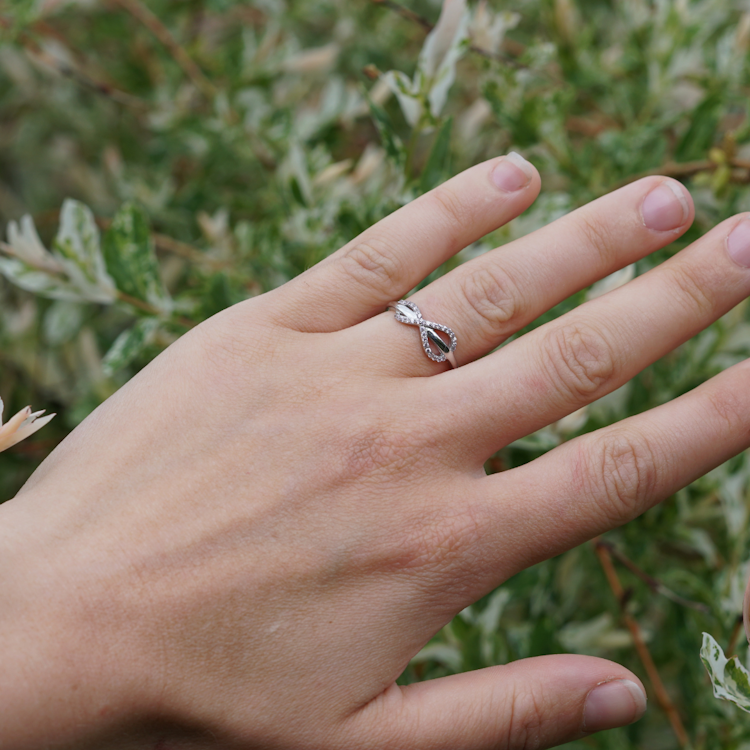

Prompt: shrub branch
xmin=593 ymin=538 xmax=690 ymax=749
xmin=111 ymin=0 xmax=218 ymax=101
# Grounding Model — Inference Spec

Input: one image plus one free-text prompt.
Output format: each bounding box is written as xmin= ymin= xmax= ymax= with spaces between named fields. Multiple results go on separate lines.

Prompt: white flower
xmin=0 ymin=398 xmax=55 ymax=453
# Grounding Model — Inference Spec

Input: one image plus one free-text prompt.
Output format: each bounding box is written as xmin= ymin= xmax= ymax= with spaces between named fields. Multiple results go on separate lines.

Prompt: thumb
xmin=349 ymin=655 xmax=647 ymax=749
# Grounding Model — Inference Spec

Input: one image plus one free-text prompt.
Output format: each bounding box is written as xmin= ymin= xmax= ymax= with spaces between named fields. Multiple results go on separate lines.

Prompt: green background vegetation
xmin=3 ymin=0 xmax=750 ymax=746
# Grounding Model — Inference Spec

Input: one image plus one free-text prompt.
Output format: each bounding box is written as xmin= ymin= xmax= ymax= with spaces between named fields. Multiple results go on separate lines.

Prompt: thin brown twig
xmin=370 ymin=0 xmax=561 ymax=79
xmin=596 ymin=539 xmax=709 ymax=613
xmin=114 ymin=291 xmax=194 ymax=329
xmin=610 ymin=160 xmax=713 ymax=189
xmin=0 ymin=239 xmax=65 ymax=274
xmin=109 ymin=0 xmax=275 ymax=168
xmin=152 ymin=232 xmax=233 ymax=271
xmin=111 ymin=0 xmax=218 ymax=101
xmin=17 ymin=30 xmax=148 ymax=110
xmin=593 ymin=539 xmax=690 ymax=749
xmin=371 ymin=0 xmax=432 ymax=31
xmin=33 ymin=211 xmax=229 ymax=271
xmin=609 ymin=157 xmax=750 ymax=191
xmin=727 ymin=614 xmax=744 ymax=658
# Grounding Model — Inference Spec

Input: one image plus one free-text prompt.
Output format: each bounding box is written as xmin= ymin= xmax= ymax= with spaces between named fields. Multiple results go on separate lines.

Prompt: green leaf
xmin=700 ymin=632 xmax=750 ymax=712
xmin=364 ymin=89 xmax=406 ymax=168
xmin=102 ymin=202 xmax=171 ymax=314
xmin=411 ymin=643 xmax=463 ymax=673
xmin=53 ymin=199 xmax=116 ymax=303
xmin=102 ymin=317 xmax=160 ymax=376
xmin=418 ymin=6 xmax=471 ymax=121
xmin=381 ymin=70 xmax=422 ymax=128
xmin=1 ymin=210 xmax=115 ymax=303
xmin=43 ymin=300 xmax=85 ymax=345
xmin=419 ymin=117 xmax=453 ymax=193
xmin=675 ymin=94 xmax=721 ymax=162
xmin=0 ymin=256 xmax=84 ymax=301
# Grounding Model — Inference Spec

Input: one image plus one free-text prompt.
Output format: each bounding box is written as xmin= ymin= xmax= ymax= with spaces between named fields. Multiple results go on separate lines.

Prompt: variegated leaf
xmin=700 ymin=632 xmax=750 ymax=712
xmin=43 ymin=300 xmax=85 ymax=345
xmin=102 ymin=317 xmax=161 ymax=376
xmin=381 ymin=70 xmax=422 ymax=127
xmin=0 ymin=256 xmax=85 ymax=302
xmin=417 ymin=0 xmax=471 ymax=120
xmin=53 ymin=199 xmax=117 ymax=303
xmin=102 ymin=202 xmax=172 ymax=314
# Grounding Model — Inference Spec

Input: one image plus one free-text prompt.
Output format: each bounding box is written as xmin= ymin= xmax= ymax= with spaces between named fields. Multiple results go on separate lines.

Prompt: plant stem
xmin=607 ymin=158 xmax=750 ymax=192
xmin=114 ymin=291 xmax=194 ymax=329
xmin=0 ymin=241 xmax=195 ymax=329
xmin=369 ymin=0 xmax=560 ymax=78
xmin=111 ymin=0 xmax=218 ymax=101
xmin=596 ymin=539 xmax=709 ymax=613
xmin=404 ymin=123 xmax=422 ymax=181
xmin=593 ymin=538 xmax=691 ymax=749
xmin=11 ymin=28 xmax=147 ymax=110
xmin=727 ymin=614 xmax=744 ymax=658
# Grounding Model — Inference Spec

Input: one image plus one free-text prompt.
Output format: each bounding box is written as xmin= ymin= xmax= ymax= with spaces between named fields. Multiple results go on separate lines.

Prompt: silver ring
xmin=388 ymin=300 xmax=458 ymax=368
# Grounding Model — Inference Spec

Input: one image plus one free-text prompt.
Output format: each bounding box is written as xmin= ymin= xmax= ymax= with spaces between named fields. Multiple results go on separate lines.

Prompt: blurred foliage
xmin=3 ymin=0 xmax=750 ymax=746
xmin=702 ymin=632 xmax=750 ymax=713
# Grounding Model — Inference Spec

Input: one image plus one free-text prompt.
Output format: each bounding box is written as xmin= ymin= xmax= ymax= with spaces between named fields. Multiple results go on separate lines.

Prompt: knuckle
xmin=503 ymin=684 xmax=545 ymax=750
xmin=428 ymin=183 xmax=471 ymax=238
xmin=664 ymin=262 xmax=717 ymax=318
xmin=456 ymin=263 xmax=522 ymax=340
xmin=405 ymin=505 xmax=486 ymax=574
xmin=542 ymin=322 xmax=616 ymax=401
xmin=372 ymin=501 xmax=489 ymax=584
xmin=575 ymin=213 xmax=619 ymax=268
xmin=586 ymin=432 xmax=658 ymax=524
xmin=705 ymin=385 xmax=747 ymax=434
xmin=339 ymin=237 xmax=402 ymax=299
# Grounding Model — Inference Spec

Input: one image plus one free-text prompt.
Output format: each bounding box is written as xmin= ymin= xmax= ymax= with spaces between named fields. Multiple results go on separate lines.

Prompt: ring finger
xmin=350 ymin=175 xmax=692 ymax=377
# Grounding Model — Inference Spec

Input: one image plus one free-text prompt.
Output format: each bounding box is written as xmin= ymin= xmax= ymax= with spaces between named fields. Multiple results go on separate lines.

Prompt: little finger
xmin=474 ymin=358 xmax=750 ymax=580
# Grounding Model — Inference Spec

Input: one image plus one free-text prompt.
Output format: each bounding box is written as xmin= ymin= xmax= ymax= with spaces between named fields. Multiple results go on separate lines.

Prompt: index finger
xmin=269 ymin=153 xmax=540 ymax=332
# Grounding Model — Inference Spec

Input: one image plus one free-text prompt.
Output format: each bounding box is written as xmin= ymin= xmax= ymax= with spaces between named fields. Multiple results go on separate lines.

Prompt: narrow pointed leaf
xmin=365 ymin=88 xmax=407 ymax=167
xmin=53 ymin=199 xmax=116 ymax=303
xmin=0 ymin=256 xmax=84 ymax=301
xmin=102 ymin=317 xmax=161 ymax=376
xmin=419 ymin=117 xmax=453 ymax=193
xmin=102 ymin=202 xmax=171 ymax=313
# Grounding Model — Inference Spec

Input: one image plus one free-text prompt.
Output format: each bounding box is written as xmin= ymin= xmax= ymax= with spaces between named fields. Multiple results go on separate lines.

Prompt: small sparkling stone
xmin=392 ymin=301 xmax=457 ymax=365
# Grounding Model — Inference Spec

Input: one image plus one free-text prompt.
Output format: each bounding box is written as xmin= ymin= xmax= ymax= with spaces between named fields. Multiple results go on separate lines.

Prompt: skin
xmin=3 ymin=154 xmax=750 ymax=749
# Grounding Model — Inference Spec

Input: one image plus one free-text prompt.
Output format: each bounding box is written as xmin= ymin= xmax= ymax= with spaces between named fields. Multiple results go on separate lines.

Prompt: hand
xmin=4 ymin=151 xmax=750 ymax=750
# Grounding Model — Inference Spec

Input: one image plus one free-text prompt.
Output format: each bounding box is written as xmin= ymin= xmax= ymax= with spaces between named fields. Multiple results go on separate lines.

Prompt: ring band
xmin=388 ymin=300 xmax=458 ymax=368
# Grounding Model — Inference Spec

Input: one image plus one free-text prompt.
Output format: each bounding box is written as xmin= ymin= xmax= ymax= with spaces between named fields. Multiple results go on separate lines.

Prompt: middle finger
xmin=447 ymin=211 xmax=750 ymax=463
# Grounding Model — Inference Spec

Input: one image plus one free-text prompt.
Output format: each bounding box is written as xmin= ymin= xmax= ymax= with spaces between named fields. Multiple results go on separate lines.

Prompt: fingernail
xmin=641 ymin=181 xmax=690 ymax=231
xmin=583 ymin=679 xmax=647 ymax=733
xmin=727 ymin=218 xmax=750 ymax=268
xmin=491 ymin=151 xmax=533 ymax=193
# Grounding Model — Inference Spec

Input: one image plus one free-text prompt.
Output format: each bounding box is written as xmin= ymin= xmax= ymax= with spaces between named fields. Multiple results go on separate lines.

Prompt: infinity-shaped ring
xmin=388 ymin=300 xmax=458 ymax=368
